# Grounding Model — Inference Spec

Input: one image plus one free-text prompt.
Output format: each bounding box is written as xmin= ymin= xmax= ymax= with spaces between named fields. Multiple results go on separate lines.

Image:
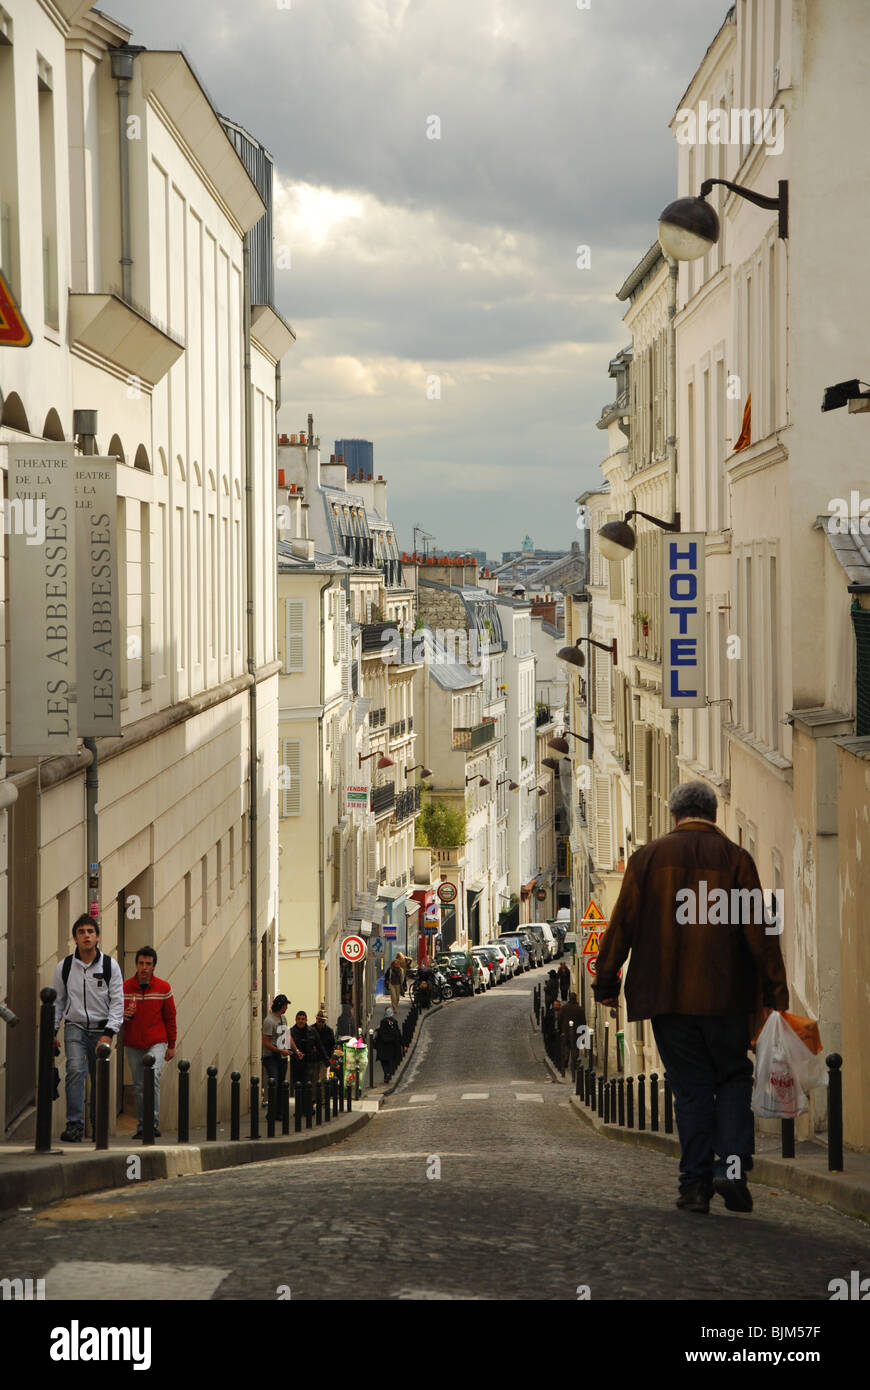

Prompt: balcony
xmin=389 ymin=718 xmax=408 ymax=740
xmin=383 ymin=558 xmax=404 ymax=588
xmin=371 ymin=782 xmax=396 ymax=818
xmin=361 ymin=620 xmax=394 ymax=654
xmin=393 ymin=785 xmax=421 ymax=824
xmin=344 ymin=534 xmax=375 ymax=567
xmin=535 ymin=703 xmax=551 ymax=727
xmin=453 ymin=720 xmax=497 ymax=752
xmin=368 ymin=706 xmax=387 ymax=727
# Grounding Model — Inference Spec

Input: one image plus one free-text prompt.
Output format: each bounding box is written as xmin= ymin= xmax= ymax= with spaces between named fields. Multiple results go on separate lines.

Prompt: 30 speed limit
xmin=340 ymin=935 xmax=367 ymax=963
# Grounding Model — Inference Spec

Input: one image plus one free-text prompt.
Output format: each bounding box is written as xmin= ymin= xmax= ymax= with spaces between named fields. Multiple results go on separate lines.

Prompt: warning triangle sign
xmin=580 ymin=898 xmax=606 ymax=925
xmin=581 ymin=931 xmax=600 ymax=956
xmin=0 ymin=271 xmax=32 ymax=348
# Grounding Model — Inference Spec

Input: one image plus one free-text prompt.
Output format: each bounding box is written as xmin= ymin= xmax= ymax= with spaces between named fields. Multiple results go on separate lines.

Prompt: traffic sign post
xmin=0 ymin=270 xmax=32 ymax=347
xmin=340 ymin=935 xmax=367 ymax=964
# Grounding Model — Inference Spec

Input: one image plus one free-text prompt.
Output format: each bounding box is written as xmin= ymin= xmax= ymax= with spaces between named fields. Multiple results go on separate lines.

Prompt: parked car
xmin=520 ymin=925 xmax=547 ymax=968
xmin=497 ymin=934 xmax=531 ymax=972
xmin=489 ymin=941 xmax=517 ymax=978
xmin=535 ymin=922 xmax=558 ymax=961
xmin=472 ymin=945 xmax=505 ymax=984
xmin=486 ymin=943 xmax=512 ymax=982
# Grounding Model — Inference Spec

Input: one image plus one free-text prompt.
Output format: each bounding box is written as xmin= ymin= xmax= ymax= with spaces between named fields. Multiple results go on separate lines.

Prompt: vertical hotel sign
xmin=74 ymin=458 xmax=120 ymax=736
xmin=661 ymin=533 xmax=706 ymax=709
xmin=8 ymin=443 xmax=78 ymax=753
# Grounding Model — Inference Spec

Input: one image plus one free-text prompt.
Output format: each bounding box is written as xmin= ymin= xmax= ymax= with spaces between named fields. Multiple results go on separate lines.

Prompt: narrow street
xmin=2 ymin=972 xmax=866 ymax=1303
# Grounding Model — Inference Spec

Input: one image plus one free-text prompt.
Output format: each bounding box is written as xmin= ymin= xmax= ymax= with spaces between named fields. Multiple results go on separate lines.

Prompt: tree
xmin=415 ymin=797 xmax=467 ymax=848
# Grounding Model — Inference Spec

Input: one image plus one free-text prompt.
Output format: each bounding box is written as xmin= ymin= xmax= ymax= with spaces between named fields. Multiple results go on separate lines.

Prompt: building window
xmin=281 ymin=738 xmax=302 ymax=816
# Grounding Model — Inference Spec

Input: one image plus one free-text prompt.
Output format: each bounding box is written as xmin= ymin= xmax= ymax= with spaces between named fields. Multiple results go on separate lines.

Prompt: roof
xmin=616 ymin=242 xmax=666 ymax=301
xmin=426 ymin=636 xmax=485 ymax=691
xmin=814 ymin=515 xmax=870 ymax=592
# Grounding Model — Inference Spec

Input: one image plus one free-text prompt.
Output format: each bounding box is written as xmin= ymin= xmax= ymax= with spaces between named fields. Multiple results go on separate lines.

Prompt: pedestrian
xmin=557 ymin=960 xmax=571 ymax=1001
xmin=313 ymin=1009 xmax=336 ymax=1087
xmin=559 ymin=992 xmax=586 ymax=1071
xmin=52 ymin=915 xmax=124 ymax=1142
xmin=374 ymin=1006 xmax=403 ymax=1083
xmin=122 ymin=947 xmax=177 ymax=1139
xmin=543 ymin=998 xmax=561 ymax=1063
xmin=262 ymin=994 xmax=291 ymax=1109
xmin=544 ymin=969 xmax=559 ymax=1008
xmin=593 ymin=781 xmax=788 ymax=1215
xmin=289 ymin=1010 xmax=317 ymax=1095
xmin=385 ymin=953 xmax=409 ymax=1012
xmin=336 ymin=999 xmax=355 ymax=1037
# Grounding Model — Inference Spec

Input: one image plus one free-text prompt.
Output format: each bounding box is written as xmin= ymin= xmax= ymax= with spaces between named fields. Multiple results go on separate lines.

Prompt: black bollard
xmin=266 ymin=1078 xmax=276 ymax=1138
xmin=178 ymin=1059 xmax=190 ymax=1143
xmin=650 ymin=1072 xmax=659 ymax=1132
xmin=626 ymin=1076 xmax=635 ymax=1128
xmin=369 ymin=1031 xmax=375 ymax=1090
xmin=294 ymin=1082 xmax=302 ymax=1132
xmin=94 ymin=1043 xmax=111 ymax=1150
xmin=610 ymin=1079 xmax=617 ymax=1124
xmin=281 ymin=1080 xmax=291 ymax=1134
xmin=346 ymin=1076 xmax=352 ymax=1114
xmin=664 ymin=1074 xmax=673 ymax=1134
xmin=35 ymin=987 xmax=57 ymax=1153
xmin=142 ymin=1055 xmax=156 ymax=1145
xmin=320 ymin=1081 xmax=329 ymax=1125
xmin=589 ymin=1069 xmax=596 ymax=1111
xmin=575 ymin=1059 xmax=583 ymax=1097
xmin=585 ymin=1066 xmax=593 ymax=1106
xmin=597 ymin=1075 xmax=604 ymax=1116
xmin=206 ymin=1065 xmax=218 ymax=1142
xmin=331 ymin=1075 xmax=339 ymax=1120
xmin=250 ymin=1077 xmax=260 ymax=1139
xmin=637 ymin=1074 xmax=646 ymax=1131
xmin=780 ymin=1117 xmax=795 ymax=1158
xmin=355 ymin=1067 xmax=361 ymax=1102
xmin=603 ymin=1080 xmax=610 ymax=1124
xmin=617 ymin=1077 xmax=625 ymax=1126
xmin=826 ymin=1054 xmax=843 ymax=1172
xmin=315 ymin=1084 xmax=322 ymax=1127
xmin=230 ymin=1072 xmax=241 ymax=1141
xmin=338 ymin=1061 xmax=345 ymax=1113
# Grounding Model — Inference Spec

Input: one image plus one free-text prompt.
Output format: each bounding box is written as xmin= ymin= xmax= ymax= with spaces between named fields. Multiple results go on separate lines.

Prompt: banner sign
xmin=75 ymin=458 xmax=120 ymax=736
xmin=346 ymin=785 xmax=369 ymax=813
xmin=661 ymin=533 xmax=706 ymax=709
xmin=8 ymin=442 xmax=78 ymax=753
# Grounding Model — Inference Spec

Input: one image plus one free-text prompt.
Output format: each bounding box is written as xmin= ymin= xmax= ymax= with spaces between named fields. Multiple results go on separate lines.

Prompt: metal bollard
xmin=588 ymin=1068 xmax=596 ymax=1110
xmin=574 ymin=1059 xmax=583 ymax=1097
xmin=603 ymin=1022 xmax=609 ymax=1085
xmin=610 ymin=1079 xmax=617 ymax=1125
xmin=664 ymin=1074 xmax=673 ymax=1134
xmin=35 ymin=988 xmax=57 ymax=1153
xmin=206 ymin=1065 xmax=218 ymax=1142
xmin=142 ymin=1055 xmax=156 ymax=1145
xmin=603 ymin=1080 xmax=610 ymax=1124
xmin=780 ymin=1117 xmax=795 ymax=1159
xmin=355 ymin=1067 xmax=361 ymax=1102
xmin=178 ymin=1059 xmax=190 ymax=1143
xmin=369 ymin=1031 xmax=375 ymax=1090
xmin=626 ymin=1076 xmax=634 ymax=1129
xmin=315 ymin=1084 xmax=322 ymax=1127
xmin=266 ymin=1078 xmax=276 ymax=1138
xmin=250 ymin=1077 xmax=260 ymax=1139
xmin=597 ymin=1075 xmax=604 ymax=1115
xmin=94 ymin=1043 xmax=111 ymax=1150
xmin=585 ymin=1066 xmax=593 ymax=1106
xmin=617 ymin=1077 xmax=625 ymax=1127
xmin=320 ymin=1081 xmax=329 ymax=1125
xmin=230 ymin=1072 xmax=241 ymax=1141
xmin=338 ymin=1062 xmax=345 ymax=1113
xmin=346 ymin=1077 xmax=352 ymax=1114
xmin=637 ymin=1074 xmax=646 ymax=1131
xmin=331 ymin=1075 xmax=339 ymax=1120
xmin=281 ymin=1080 xmax=291 ymax=1134
xmin=294 ymin=1083 xmax=302 ymax=1132
xmin=826 ymin=1054 xmax=843 ymax=1172
xmin=650 ymin=1072 xmax=659 ymax=1132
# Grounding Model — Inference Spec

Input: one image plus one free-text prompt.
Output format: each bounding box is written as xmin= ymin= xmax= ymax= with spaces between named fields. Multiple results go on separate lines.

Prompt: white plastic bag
xmin=752 ymin=1012 xmax=809 ymax=1118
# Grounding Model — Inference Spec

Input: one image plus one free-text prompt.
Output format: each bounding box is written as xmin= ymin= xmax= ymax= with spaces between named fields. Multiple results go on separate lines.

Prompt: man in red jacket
xmin=123 ymin=947 xmax=177 ymax=1139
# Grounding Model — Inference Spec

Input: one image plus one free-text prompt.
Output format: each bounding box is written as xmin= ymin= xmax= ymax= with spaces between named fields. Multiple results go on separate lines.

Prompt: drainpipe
xmin=242 ymin=241 xmax=259 ymax=1077
xmin=666 ymin=256 xmax=680 ymax=796
xmin=317 ymin=572 xmax=332 ymax=993
xmin=74 ymin=411 xmax=101 ymax=923
xmin=109 ymin=47 xmax=142 ymax=304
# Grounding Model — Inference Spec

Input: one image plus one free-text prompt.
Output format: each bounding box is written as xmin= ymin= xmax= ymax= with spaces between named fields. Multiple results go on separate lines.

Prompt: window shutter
xmin=334 ymin=589 xmax=344 ymax=664
xmin=595 ymin=648 xmax=612 ymax=722
xmin=366 ymin=829 xmax=378 ymax=886
xmin=631 ymin=722 xmax=651 ymax=844
xmin=281 ymin=738 xmax=302 ymax=817
xmin=332 ymin=826 xmax=342 ymax=902
xmin=594 ymin=774 xmax=613 ymax=870
xmin=284 ymin=599 xmax=305 ymax=673
xmin=606 ymin=513 xmax=624 ymax=602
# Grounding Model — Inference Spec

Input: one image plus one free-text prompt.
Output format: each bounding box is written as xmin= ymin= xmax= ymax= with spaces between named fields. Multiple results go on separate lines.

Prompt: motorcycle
xmin=444 ymin=966 xmax=473 ymax=997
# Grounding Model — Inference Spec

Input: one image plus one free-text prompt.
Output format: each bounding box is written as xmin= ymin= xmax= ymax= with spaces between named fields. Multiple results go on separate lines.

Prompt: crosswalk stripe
xmin=515 ymin=1093 xmax=543 ymax=1102
xmin=409 ymin=1094 xmax=436 ymax=1103
xmin=461 ymin=1092 xmax=489 ymax=1100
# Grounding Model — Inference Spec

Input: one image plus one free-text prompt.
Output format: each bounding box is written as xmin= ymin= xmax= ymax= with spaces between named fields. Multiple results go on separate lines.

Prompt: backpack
xmin=62 ymin=951 xmax=113 ymax=989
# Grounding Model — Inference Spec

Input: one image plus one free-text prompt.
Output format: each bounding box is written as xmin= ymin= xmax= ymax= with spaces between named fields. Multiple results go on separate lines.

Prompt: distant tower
xmin=334 ymin=439 xmax=374 ymax=480
xmin=521 ymin=533 xmax=534 ymax=553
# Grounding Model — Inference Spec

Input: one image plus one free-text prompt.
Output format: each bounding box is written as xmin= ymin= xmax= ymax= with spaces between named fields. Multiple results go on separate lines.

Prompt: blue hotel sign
xmin=661 ymin=533 xmax=706 ymax=709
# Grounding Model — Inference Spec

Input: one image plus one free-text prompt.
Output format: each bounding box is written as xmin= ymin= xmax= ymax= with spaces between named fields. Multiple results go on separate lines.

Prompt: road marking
xmin=510 ymin=1080 xmax=535 ymax=1085
xmin=409 ymin=1094 xmax=437 ymax=1103
xmin=515 ymin=1093 xmax=543 ymax=1102
xmin=461 ymin=1092 xmax=490 ymax=1100
xmin=44 ymin=1260 xmax=230 ymax=1301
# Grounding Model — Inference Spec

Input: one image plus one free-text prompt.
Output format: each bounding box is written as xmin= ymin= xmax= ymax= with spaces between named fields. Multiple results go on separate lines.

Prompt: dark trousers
xmin=262 ymin=1053 xmax=287 ymax=1107
xmin=651 ymin=1013 xmax=754 ymax=1194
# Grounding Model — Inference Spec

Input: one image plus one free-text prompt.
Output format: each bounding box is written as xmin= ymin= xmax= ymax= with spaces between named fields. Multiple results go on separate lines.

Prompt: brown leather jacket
xmin=593 ymin=818 xmax=789 ymax=1021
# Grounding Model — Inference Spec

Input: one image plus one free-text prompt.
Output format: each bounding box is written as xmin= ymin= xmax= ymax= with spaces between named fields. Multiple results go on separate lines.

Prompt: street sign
xmin=346 ymin=785 xmax=368 ymax=812
xmin=580 ymin=898 xmax=606 ymax=925
xmin=340 ymin=935 xmax=367 ymax=963
xmin=370 ymin=937 xmax=383 ymax=955
xmin=421 ymin=925 xmax=439 ymax=935
xmin=0 ymin=270 xmax=32 ymax=347
xmin=424 ymin=901 xmax=440 ymax=921
xmin=581 ymin=931 xmax=600 ymax=957
xmin=382 ymin=924 xmax=397 ymax=940
xmin=437 ymin=882 xmax=457 ymax=903
xmin=586 ymin=957 xmax=596 ymax=976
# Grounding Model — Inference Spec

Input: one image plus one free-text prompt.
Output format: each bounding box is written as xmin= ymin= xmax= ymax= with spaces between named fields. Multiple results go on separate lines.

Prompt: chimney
xmin=372 ymin=475 xmax=387 ymax=518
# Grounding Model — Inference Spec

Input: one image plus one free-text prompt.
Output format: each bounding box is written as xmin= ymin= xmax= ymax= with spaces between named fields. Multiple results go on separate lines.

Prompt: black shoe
xmin=132 ymin=1128 xmax=142 ymax=1139
xmin=60 ymin=1125 xmax=83 ymax=1143
xmin=676 ymin=1183 xmax=710 ymax=1214
xmin=154 ymin=1127 xmax=161 ymax=1138
xmin=712 ymin=1177 xmax=753 ymax=1212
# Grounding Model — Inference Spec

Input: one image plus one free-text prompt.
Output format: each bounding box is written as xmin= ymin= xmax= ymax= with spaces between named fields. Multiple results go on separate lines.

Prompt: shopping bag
xmin=779 ymin=1013 xmax=828 ymax=1093
xmin=751 ymin=1012 xmax=808 ymax=1118
xmin=782 ymin=1011 xmax=823 ymax=1055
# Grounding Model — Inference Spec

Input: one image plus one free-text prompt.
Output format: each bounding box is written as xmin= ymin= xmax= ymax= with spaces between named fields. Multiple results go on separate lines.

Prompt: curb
xmin=382 ymin=999 xmax=445 ymax=1097
xmin=0 ymin=1111 xmax=371 ymax=1215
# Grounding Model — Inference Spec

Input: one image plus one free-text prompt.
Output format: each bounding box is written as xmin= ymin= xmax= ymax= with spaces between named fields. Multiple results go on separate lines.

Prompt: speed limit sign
xmin=341 ymin=935 xmax=367 ymax=963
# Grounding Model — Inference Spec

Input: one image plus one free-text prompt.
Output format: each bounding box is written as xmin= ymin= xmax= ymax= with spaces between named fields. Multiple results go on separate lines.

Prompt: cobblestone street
xmin=2 ymin=973 xmax=867 ymax=1304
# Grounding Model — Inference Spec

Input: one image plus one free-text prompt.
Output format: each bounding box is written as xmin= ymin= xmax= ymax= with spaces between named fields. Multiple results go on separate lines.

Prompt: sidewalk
xmin=536 ymin=1015 xmax=870 ymax=1225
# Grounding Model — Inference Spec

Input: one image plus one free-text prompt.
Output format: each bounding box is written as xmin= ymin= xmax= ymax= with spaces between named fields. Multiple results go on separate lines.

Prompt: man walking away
xmin=559 ymin=992 xmax=586 ymax=1072
xmin=122 ymin=947 xmax=177 ymax=1138
xmin=262 ymin=994 xmax=291 ymax=1109
xmin=52 ymin=915 xmax=124 ymax=1142
xmin=557 ymin=961 xmax=571 ymax=1001
xmin=374 ymin=1006 xmax=403 ymax=1083
xmin=385 ymin=954 xmax=408 ymax=1013
xmin=593 ymin=782 xmax=788 ymax=1215
xmin=313 ymin=1010 xmax=336 ymax=1087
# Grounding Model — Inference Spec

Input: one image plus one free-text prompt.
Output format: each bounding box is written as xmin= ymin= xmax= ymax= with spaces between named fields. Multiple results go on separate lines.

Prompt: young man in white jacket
xmin=52 ymin=915 xmax=124 ymax=1142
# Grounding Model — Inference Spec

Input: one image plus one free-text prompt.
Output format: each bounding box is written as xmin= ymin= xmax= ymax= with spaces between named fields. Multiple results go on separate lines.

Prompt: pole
xmin=94 ymin=1043 xmax=111 ymax=1150
xmin=666 ymin=255 xmax=680 ymax=795
xmin=35 ymin=988 xmax=57 ymax=1152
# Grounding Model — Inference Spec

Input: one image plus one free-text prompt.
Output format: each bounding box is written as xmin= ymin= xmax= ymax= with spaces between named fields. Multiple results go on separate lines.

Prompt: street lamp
xmin=466 ymin=774 xmax=490 ymax=787
xmin=496 ymin=778 xmax=520 ymax=791
xmin=548 ymin=731 xmax=590 ymax=755
xmin=657 ymin=178 xmax=788 ymax=259
xmin=359 ymin=751 xmax=395 ymax=770
xmin=405 ymin=763 xmax=432 ymax=778
xmin=541 ymin=757 xmax=561 ymax=772
xmin=557 ymin=635 xmax=619 ymax=667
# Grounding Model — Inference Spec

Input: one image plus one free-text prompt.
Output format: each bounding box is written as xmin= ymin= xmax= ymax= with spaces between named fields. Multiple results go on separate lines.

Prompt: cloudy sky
xmin=108 ymin=0 xmax=728 ymax=559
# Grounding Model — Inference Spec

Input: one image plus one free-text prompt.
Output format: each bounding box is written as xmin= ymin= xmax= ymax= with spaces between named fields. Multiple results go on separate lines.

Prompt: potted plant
xmin=635 ymin=609 xmax=650 ymax=636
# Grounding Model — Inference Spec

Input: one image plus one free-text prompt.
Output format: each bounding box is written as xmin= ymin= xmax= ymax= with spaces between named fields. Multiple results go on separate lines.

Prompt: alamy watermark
xmin=380 ymin=626 xmax=490 ymax=673
xmin=675 ymin=882 xmax=783 ymax=935
xmin=1 ymin=497 xmax=46 ymax=546
xmin=674 ymin=103 xmax=784 ymax=156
